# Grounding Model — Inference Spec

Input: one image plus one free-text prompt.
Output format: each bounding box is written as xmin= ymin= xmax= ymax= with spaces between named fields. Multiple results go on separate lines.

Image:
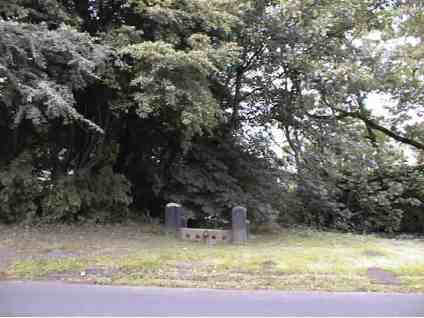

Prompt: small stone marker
xmin=165 ymin=203 xmax=183 ymax=235
xmin=367 ymin=267 xmax=401 ymax=285
xmin=232 ymin=206 xmax=247 ymax=243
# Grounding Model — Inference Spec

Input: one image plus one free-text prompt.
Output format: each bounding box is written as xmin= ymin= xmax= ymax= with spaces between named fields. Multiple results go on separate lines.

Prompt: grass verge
xmin=1 ymin=224 xmax=423 ymax=292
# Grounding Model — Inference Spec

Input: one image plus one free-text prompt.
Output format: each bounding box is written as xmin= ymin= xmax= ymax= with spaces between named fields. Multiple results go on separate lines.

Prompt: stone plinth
xmin=178 ymin=227 xmax=232 ymax=244
xmin=232 ymin=206 xmax=247 ymax=243
xmin=165 ymin=203 xmax=183 ymax=235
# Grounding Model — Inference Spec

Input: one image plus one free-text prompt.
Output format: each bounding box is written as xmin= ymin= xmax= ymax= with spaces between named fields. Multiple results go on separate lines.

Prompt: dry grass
xmin=1 ymin=223 xmax=423 ymax=292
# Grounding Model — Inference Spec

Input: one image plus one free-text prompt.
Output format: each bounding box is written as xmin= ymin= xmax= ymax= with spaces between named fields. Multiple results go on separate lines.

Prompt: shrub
xmin=0 ymin=153 xmax=42 ymax=223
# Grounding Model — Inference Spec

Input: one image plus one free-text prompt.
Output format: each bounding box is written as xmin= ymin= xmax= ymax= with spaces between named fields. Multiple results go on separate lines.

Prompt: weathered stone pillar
xmin=232 ymin=206 xmax=247 ymax=243
xmin=165 ymin=203 xmax=183 ymax=235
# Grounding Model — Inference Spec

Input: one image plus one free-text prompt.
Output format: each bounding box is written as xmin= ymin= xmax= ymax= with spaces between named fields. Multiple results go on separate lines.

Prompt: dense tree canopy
xmin=0 ymin=0 xmax=423 ymax=232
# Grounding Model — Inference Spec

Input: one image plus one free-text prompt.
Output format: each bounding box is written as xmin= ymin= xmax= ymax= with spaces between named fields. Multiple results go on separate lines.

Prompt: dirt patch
xmin=262 ymin=260 xmax=277 ymax=271
xmin=367 ymin=267 xmax=401 ymax=285
xmin=175 ymin=263 xmax=193 ymax=270
xmin=0 ymin=246 xmax=17 ymax=271
xmin=175 ymin=261 xmax=211 ymax=270
xmin=363 ymin=250 xmax=385 ymax=257
xmin=46 ymin=272 xmax=80 ymax=281
xmin=83 ymin=266 xmax=119 ymax=277
xmin=364 ymin=250 xmax=384 ymax=257
xmin=174 ymin=261 xmax=214 ymax=280
xmin=44 ymin=250 xmax=79 ymax=259
xmin=45 ymin=266 xmax=120 ymax=282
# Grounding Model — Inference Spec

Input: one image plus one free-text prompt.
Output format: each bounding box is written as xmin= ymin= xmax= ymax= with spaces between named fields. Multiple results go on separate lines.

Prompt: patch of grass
xmin=118 ymin=255 xmax=168 ymax=271
xmin=392 ymin=263 xmax=424 ymax=276
xmin=110 ymin=271 xmax=402 ymax=292
xmin=11 ymin=258 xmax=86 ymax=279
xmin=113 ymin=272 xmax=148 ymax=285
xmin=3 ymin=225 xmax=424 ymax=292
xmin=400 ymin=275 xmax=424 ymax=292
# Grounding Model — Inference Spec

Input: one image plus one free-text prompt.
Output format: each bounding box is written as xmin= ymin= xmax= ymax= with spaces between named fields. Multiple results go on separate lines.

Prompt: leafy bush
xmin=41 ymin=166 xmax=132 ymax=223
xmin=0 ymin=152 xmax=132 ymax=224
xmin=294 ymin=166 xmax=424 ymax=233
xmin=161 ymin=139 xmax=286 ymax=225
xmin=0 ymin=153 xmax=42 ymax=223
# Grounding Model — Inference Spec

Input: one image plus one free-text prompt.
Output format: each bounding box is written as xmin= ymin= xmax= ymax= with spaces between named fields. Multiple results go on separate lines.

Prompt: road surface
xmin=1 ymin=281 xmax=423 ymax=316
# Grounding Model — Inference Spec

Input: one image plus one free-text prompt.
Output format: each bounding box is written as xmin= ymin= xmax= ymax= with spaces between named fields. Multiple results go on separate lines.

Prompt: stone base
xmin=178 ymin=227 xmax=232 ymax=244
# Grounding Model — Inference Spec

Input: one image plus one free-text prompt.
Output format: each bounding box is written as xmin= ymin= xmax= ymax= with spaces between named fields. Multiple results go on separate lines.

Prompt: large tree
xmin=0 ymin=0 xmax=423 ymax=232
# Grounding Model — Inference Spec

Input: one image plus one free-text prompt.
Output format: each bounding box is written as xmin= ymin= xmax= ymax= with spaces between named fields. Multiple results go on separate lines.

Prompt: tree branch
xmin=337 ymin=109 xmax=424 ymax=150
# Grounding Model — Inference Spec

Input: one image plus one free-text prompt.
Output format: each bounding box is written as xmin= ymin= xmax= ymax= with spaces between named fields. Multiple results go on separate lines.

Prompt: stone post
xmin=232 ymin=206 xmax=247 ymax=243
xmin=165 ymin=203 xmax=183 ymax=235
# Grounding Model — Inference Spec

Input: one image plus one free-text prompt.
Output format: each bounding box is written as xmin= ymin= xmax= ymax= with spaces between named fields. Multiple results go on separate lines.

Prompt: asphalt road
xmin=1 ymin=281 xmax=423 ymax=316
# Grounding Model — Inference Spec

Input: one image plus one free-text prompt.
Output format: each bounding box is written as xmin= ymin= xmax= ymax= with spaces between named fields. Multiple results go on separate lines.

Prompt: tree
xmin=216 ymin=0 xmax=424 ymax=232
xmin=0 ymin=20 xmax=131 ymax=223
xmin=0 ymin=0 xmax=423 ymax=232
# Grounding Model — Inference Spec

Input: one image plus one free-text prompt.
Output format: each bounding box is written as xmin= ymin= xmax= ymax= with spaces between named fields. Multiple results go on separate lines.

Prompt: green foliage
xmin=120 ymin=41 xmax=219 ymax=139
xmin=41 ymin=166 xmax=132 ymax=223
xmin=0 ymin=0 xmax=423 ymax=234
xmin=0 ymin=153 xmax=42 ymax=223
xmin=162 ymin=138 xmax=285 ymax=224
xmin=0 ymin=20 xmax=111 ymax=133
xmin=41 ymin=175 xmax=82 ymax=222
xmin=294 ymin=156 xmax=424 ymax=233
xmin=129 ymin=0 xmax=242 ymax=40
xmin=0 ymin=156 xmax=132 ymax=224
xmin=118 ymin=26 xmax=240 ymax=142
xmin=0 ymin=0 xmax=78 ymax=27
